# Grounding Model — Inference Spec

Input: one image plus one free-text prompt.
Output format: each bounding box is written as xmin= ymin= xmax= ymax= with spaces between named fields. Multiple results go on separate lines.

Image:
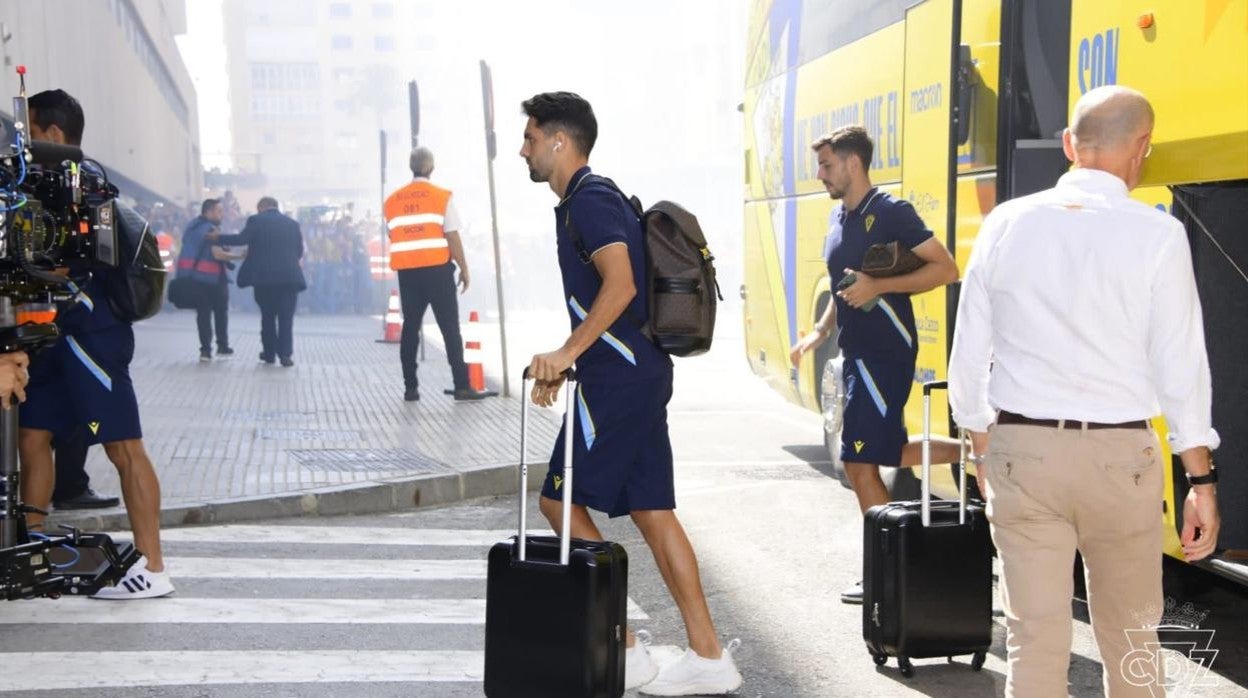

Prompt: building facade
xmin=223 ymin=0 xmax=439 ymax=213
xmin=0 ymin=0 xmax=202 ymax=207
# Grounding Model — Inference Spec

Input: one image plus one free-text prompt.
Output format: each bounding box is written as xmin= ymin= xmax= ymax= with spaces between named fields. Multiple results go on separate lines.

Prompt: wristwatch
xmin=1187 ymin=465 xmax=1218 ymax=486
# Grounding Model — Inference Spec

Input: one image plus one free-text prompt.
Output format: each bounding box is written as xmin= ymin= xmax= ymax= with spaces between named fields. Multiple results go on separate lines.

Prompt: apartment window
xmin=251 ymin=63 xmax=320 ymax=91
xmin=374 ymin=35 xmax=395 ymax=52
xmin=332 ymin=34 xmax=353 ymax=50
xmin=263 ymin=132 xmax=277 ymax=146
xmin=329 ymin=2 xmax=351 ymax=18
xmin=372 ymin=3 xmax=395 ymax=19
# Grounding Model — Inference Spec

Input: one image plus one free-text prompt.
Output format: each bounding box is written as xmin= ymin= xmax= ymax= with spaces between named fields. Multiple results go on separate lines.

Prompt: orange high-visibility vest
xmin=156 ymin=232 xmax=175 ymax=273
xmin=383 ymin=180 xmax=452 ymax=270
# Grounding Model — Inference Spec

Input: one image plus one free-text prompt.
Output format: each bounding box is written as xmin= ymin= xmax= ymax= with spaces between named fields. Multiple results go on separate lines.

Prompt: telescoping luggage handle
xmin=518 ymin=367 xmax=577 ymax=565
xmin=921 ymin=380 xmax=970 ymax=528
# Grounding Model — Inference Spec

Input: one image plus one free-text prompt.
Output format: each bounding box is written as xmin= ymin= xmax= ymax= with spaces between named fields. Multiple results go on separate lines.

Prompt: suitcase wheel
xmin=872 ymin=653 xmax=888 ymax=667
xmin=971 ymin=651 xmax=987 ymax=671
xmin=897 ymin=656 xmax=914 ymax=678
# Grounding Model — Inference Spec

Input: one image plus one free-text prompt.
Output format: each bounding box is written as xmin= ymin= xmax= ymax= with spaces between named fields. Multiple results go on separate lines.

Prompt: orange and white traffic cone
xmin=463 ymin=310 xmax=486 ymax=391
xmin=377 ymin=289 xmax=402 ymax=344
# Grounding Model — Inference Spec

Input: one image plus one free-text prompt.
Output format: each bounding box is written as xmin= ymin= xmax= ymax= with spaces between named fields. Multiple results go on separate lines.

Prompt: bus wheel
xmin=884 ymin=466 xmax=921 ymax=501
xmin=820 ymin=356 xmax=850 ymax=489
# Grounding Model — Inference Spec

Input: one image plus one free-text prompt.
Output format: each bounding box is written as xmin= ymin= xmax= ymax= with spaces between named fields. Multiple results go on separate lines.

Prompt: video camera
xmin=0 ymin=67 xmax=139 ymax=601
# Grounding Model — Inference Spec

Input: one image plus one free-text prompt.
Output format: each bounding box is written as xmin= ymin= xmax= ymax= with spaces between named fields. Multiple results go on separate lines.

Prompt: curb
xmin=47 ymin=462 xmax=546 ymax=532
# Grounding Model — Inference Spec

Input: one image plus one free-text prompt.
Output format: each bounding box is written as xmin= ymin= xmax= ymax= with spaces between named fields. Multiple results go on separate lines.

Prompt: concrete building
xmin=222 ymin=0 xmax=440 ymax=213
xmin=0 ymin=0 xmax=202 ymax=207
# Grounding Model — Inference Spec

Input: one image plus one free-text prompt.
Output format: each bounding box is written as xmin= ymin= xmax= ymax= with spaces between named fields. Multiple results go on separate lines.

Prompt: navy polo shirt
xmin=555 ymin=167 xmax=671 ymax=384
xmin=55 ymin=269 xmax=125 ymax=335
xmin=825 ymin=188 xmax=933 ymax=363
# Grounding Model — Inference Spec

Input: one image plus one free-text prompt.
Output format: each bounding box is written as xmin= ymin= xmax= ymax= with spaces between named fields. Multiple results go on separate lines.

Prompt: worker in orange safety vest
xmin=383 ymin=147 xmax=492 ymax=403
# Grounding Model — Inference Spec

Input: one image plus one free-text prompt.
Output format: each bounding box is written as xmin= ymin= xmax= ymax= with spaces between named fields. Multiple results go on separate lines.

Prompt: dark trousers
xmin=397 ymin=264 xmax=468 ymax=391
xmin=52 ymin=428 xmax=90 ymax=502
xmin=196 ymin=283 xmax=230 ymax=352
xmin=254 ymin=285 xmax=299 ymax=360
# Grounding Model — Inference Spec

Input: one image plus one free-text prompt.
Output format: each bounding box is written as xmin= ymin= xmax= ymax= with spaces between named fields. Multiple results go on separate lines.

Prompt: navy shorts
xmin=841 ymin=357 xmax=913 ymax=467
xmin=540 ymin=371 xmax=676 ymax=518
xmin=21 ymin=325 xmax=143 ymax=445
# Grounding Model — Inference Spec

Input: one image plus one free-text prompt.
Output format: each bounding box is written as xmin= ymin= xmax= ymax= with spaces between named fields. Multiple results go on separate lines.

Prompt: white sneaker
xmin=91 ymin=556 xmax=175 ymax=600
xmin=625 ymin=629 xmax=660 ymax=690
xmin=642 ymin=639 xmax=742 ymax=696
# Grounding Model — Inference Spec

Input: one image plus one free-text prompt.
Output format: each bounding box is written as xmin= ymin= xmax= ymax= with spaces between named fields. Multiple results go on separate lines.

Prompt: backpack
xmin=106 ymin=203 xmax=167 ymax=322
xmin=567 ymin=176 xmax=723 ymax=357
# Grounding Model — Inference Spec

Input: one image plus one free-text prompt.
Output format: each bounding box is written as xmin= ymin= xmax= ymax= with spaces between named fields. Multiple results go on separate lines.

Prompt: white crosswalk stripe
xmin=157 ymin=525 xmax=536 ymax=547
xmin=165 ymin=556 xmax=489 ymax=579
xmin=6 ymin=596 xmax=650 ymax=625
xmin=1 ymin=650 xmax=484 ymax=692
xmin=0 ymin=521 xmax=662 ymax=694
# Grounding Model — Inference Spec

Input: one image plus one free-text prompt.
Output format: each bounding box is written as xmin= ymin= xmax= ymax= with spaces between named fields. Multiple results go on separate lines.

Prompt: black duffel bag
xmin=167 ymin=238 xmax=213 ymax=310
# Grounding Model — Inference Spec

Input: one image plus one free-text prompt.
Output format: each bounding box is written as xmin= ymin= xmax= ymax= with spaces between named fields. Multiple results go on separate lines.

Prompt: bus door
xmin=899 ymin=0 xmax=963 ymax=449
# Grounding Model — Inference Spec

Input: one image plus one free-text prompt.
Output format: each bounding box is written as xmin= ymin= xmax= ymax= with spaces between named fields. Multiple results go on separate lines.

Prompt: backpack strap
xmin=565 ymin=175 xmax=644 ymax=265
xmin=562 ymin=175 xmax=652 ymax=338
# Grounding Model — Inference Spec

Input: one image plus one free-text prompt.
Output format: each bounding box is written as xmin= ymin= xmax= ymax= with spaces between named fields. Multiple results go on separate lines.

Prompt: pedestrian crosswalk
xmin=0 ymin=518 xmax=665 ymax=695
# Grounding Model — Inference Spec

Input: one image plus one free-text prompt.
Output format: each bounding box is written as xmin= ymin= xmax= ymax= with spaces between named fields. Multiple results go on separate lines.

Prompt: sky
xmin=176 ymin=0 xmax=232 ymax=170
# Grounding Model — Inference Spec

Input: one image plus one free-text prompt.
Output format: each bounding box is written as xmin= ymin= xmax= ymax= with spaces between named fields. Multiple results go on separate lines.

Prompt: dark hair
xmin=257 ymin=196 xmax=279 ymax=211
xmin=201 ymin=198 xmax=221 ymax=215
xmin=28 ymin=89 xmax=85 ymax=145
xmin=521 ymin=92 xmax=597 ymax=156
xmin=811 ymin=126 xmax=874 ymax=172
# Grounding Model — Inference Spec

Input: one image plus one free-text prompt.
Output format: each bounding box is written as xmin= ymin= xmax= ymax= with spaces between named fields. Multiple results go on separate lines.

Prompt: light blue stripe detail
xmin=855 ymin=359 xmax=887 ymax=417
xmin=66 ymin=336 xmax=112 ymax=391
xmin=66 ymin=280 xmax=94 ymax=311
xmin=576 ymin=385 xmax=596 ymax=451
xmin=567 ymin=296 xmax=637 ymax=365
xmin=568 ymin=295 xmax=588 ymax=320
xmin=876 ymin=299 xmax=913 ymax=348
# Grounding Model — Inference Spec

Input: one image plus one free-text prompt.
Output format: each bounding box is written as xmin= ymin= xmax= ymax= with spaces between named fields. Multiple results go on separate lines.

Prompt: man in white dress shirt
xmin=949 ymin=85 xmax=1221 ymax=697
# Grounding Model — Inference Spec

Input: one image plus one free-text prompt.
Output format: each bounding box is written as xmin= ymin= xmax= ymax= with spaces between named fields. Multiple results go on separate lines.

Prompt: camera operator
xmin=17 ymin=89 xmax=173 ymax=599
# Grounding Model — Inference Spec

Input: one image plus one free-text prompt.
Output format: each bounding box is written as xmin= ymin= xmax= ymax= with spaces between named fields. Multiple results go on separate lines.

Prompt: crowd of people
xmin=141 ymin=195 xmax=382 ymax=317
xmin=297 ymin=209 xmax=376 ymax=315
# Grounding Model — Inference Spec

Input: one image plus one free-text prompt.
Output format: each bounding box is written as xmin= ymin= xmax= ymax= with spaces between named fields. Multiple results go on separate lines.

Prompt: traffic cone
xmin=463 ymin=310 xmax=486 ymax=391
xmin=377 ymin=290 xmax=402 ymax=344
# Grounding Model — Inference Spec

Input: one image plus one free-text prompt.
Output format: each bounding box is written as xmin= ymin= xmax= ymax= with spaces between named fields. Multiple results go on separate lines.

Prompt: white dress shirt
xmin=949 ymin=168 xmax=1219 ymax=452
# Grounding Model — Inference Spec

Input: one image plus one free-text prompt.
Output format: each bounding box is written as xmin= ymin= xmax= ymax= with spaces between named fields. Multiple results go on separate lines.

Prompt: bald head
xmin=410 ymin=147 xmax=435 ymax=177
xmin=1069 ymin=86 xmax=1154 ymax=152
xmin=1063 ymin=85 xmax=1156 ymax=190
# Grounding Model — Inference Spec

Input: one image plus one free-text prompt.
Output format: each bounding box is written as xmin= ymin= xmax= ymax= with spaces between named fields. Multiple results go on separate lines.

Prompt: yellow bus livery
xmin=743 ymin=0 xmax=1248 ymax=585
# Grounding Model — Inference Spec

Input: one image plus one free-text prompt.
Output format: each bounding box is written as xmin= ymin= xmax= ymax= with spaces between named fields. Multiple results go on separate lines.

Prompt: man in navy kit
xmin=18 ymin=89 xmax=172 ymax=599
xmin=790 ymin=126 xmax=959 ymax=604
xmin=520 ymin=92 xmax=741 ymax=696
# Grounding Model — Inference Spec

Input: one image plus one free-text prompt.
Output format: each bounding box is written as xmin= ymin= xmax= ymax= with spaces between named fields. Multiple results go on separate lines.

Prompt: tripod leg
xmin=1 ymin=388 xmax=20 ymax=548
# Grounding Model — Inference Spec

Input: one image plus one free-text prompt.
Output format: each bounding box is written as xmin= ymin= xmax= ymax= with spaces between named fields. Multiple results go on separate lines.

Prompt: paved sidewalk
xmin=47 ymin=311 xmax=558 ymax=531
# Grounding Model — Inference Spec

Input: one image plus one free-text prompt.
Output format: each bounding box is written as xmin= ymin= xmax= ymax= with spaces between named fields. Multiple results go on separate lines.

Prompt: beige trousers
xmin=984 ymin=424 xmax=1166 ymax=698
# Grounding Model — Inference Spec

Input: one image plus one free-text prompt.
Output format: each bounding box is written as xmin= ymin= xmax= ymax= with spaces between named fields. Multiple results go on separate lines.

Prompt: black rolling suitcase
xmin=862 ymin=380 xmax=994 ymax=677
xmin=484 ymin=369 xmax=628 ymax=697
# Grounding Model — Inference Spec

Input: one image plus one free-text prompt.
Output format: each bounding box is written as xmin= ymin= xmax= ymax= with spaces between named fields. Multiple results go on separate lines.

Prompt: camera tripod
xmin=0 ymin=297 xmax=139 ymax=600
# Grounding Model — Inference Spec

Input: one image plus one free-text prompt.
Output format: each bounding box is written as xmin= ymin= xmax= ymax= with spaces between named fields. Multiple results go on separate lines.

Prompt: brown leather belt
xmin=997 ymin=410 xmax=1149 ymax=431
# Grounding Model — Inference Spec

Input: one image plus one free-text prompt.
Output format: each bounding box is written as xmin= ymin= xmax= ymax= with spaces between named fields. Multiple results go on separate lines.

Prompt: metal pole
xmin=1 ymin=298 xmax=21 ymax=549
xmin=480 ymin=60 xmax=511 ymax=397
xmin=405 ymin=82 xmax=426 ymax=363
xmin=379 ymin=129 xmax=389 ymax=340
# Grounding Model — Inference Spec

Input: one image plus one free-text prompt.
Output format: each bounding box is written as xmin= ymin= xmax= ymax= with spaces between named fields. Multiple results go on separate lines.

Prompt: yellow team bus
xmin=743 ymin=0 xmax=1248 ymax=585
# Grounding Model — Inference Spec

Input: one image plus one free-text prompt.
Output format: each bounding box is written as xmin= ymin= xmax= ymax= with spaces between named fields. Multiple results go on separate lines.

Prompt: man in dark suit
xmin=213 ymin=197 xmax=307 ymax=367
